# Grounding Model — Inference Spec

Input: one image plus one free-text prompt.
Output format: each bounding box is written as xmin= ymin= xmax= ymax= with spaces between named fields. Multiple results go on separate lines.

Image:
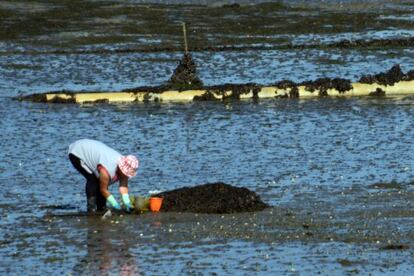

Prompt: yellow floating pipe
xmin=37 ymin=80 xmax=414 ymax=104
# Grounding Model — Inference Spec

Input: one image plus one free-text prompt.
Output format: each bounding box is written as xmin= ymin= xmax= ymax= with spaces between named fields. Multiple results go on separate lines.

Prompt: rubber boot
xmin=87 ymin=197 xmax=97 ymax=213
xmin=96 ymin=193 xmax=107 ymax=212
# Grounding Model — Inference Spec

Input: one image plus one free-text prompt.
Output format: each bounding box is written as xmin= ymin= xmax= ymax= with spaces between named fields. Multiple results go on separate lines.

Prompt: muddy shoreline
xmin=30 ymin=180 xmax=414 ymax=265
xmin=37 ymin=180 xmax=414 ymax=247
xmin=4 ymin=37 xmax=414 ymax=56
xmin=2 ymin=1 xmax=414 ymax=56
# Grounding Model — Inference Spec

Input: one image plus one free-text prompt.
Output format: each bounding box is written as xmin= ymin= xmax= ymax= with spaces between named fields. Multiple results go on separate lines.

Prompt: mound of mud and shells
xmin=155 ymin=182 xmax=269 ymax=214
xmin=168 ymin=52 xmax=203 ymax=90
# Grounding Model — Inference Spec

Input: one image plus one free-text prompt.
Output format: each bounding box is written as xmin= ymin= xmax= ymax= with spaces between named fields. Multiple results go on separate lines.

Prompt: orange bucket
xmin=149 ymin=197 xmax=163 ymax=212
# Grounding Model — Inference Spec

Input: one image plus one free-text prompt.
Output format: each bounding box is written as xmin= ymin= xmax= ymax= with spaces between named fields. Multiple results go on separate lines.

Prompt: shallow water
xmin=2 ymin=97 xmax=414 ymax=274
xmin=2 ymin=0 xmax=414 ymax=275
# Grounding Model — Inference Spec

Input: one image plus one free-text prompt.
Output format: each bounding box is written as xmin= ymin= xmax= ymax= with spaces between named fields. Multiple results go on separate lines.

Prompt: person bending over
xmin=68 ymin=139 xmax=138 ymax=213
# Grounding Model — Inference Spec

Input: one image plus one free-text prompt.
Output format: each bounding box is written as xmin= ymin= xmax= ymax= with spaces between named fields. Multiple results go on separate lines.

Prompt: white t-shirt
xmin=68 ymin=139 xmax=121 ymax=180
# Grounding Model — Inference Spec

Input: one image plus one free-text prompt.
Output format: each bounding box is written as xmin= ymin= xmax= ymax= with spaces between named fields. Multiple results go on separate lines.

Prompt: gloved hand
xmin=122 ymin=194 xmax=133 ymax=213
xmin=107 ymin=194 xmax=121 ymax=211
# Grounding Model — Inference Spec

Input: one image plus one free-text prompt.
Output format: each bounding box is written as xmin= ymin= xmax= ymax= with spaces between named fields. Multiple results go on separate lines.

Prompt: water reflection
xmin=74 ymin=217 xmax=140 ymax=275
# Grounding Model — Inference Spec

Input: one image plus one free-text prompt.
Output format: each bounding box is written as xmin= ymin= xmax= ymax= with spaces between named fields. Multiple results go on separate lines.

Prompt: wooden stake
xmin=182 ymin=22 xmax=188 ymax=53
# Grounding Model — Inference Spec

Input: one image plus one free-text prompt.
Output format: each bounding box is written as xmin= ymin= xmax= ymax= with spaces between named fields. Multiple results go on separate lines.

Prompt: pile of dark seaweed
xmin=167 ymin=53 xmax=203 ymax=90
xmin=155 ymin=182 xmax=269 ymax=214
xmin=359 ymin=64 xmax=414 ymax=86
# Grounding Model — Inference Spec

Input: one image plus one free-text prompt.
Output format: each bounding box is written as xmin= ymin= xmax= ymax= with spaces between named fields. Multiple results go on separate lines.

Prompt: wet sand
xmin=3 ymin=179 xmax=414 ymax=274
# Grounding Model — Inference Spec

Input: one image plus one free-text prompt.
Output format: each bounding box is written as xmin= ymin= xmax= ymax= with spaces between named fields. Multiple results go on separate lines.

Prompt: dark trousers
xmin=69 ymin=154 xmax=106 ymax=211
